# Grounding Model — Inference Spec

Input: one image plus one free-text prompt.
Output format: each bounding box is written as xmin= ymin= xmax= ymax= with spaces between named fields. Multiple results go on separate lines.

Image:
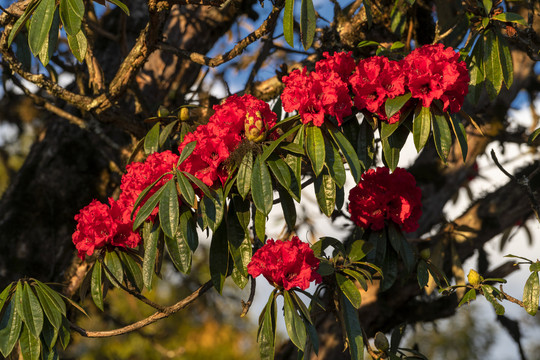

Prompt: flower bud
xmin=245 ymin=110 xmax=268 ymax=142
xmin=374 ymin=332 xmax=389 ymax=352
xmin=179 ymin=107 xmax=190 ymax=122
xmin=467 ymin=269 xmax=482 ymax=286
xmin=157 ymin=105 xmax=169 ymax=117
xmin=420 ymin=248 xmax=430 ymax=260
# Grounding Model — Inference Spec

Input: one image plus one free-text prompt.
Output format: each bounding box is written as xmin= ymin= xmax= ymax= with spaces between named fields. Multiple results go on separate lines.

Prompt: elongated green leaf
xmin=305 ymin=125 xmax=326 ymax=176
xmin=178 ymin=208 xmax=198 ymax=251
xmin=227 ymin=203 xmax=251 ymax=279
xmin=283 ymin=291 xmax=307 ymax=351
xmin=328 ymin=126 xmax=362 ymax=183
xmin=468 ymin=37 xmax=484 ymax=104
xmin=33 ymin=282 xmax=65 ymax=317
xmin=20 ymin=325 xmax=40 ymax=360
xmin=284 ymin=0 xmax=294 ymax=47
xmin=448 ymin=114 xmax=468 ymax=162
xmin=363 ymin=0 xmax=372 ymax=28
xmin=300 ymin=0 xmax=316 ymax=50
xmin=59 ymin=0 xmax=84 ymax=35
xmin=254 ymin=209 xmax=266 ymax=243
xmin=497 ymin=32 xmax=514 ymax=89
xmin=133 ymin=183 xmax=166 ymax=230
xmin=28 ymin=0 xmax=55 ymax=55
xmin=347 ymin=239 xmax=372 ymax=262
xmin=267 ymin=156 xmax=292 ymax=189
xmin=340 ymin=293 xmax=364 ymax=360
xmin=432 ymin=113 xmax=452 ymax=163
xmin=280 ymin=142 xmax=304 ymax=155
xmin=14 ymin=33 xmax=32 ymax=71
xmin=337 ymin=273 xmax=362 ymax=309
xmin=314 ymin=173 xmax=336 ymax=217
xmin=38 ymin=8 xmax=59 ymax=66
xmin=289 ymin=291 xmax=312 ymax=324
xmin=380 ymin=247 xmax=398 ymax=291
xmin=159 ymin=120 xmax=178 ymax=148
xmin=417 ymin=259 xmax=429 ymax=289
xmin=142 ymin=222 xmax=160 ymax=289
xmin=343 ymin=269 xmax=368 ymax=292
xmin=104 ymin=251 xmax=123 ymax=287
xmin=20 ymin=283 xmax=43 ymax=338
xmin=251 ymin=156 xmax=273 ymax=216
xmin=119 ymin=252 xmax=143 ymax=291
xmin=107 ymin=0 xmax=130 ymax=15
xmin=176 ymin=172 xmax=196 ymax=207
xmin=325 ymin=138 xmax=346 ymax=188
xmin=482 ymin=0 xmax=492 ymax=14
xmin=388 ymin=224 xmax=415 ymax=273
xmin=0 ymin=283 xmax=13 ymax=314
xmin=483 ymin=30 xmax=503 ymax=99
xmin=91 ymin=262 xmax=104 ymax=311
xmin=237 ymin=149 xmax=253 ymax=199
xmin=0 ymin=302 xmax=22 ymax=357
xmin=258 ymin=294 xmax=277 ymax=360
xmin=159 ymin=179 xmax=179 ymax=239
xmin=261 ymin=124 xmax=302 ymax=162
xmin=385 ymin=93 xmax=411 ymax=120
xmin=413 ymin=106 xmax=431 ymax=152
xmin=311 ymin=236 xmax=346 ymax=257
xmin=67 ymin=29 xmax=87 ymax=62
xmin=144 ymin=123 xmax=160 ymax=155
xmin=164 ymin=233 xmax=191 ymax=274
xmin=210 ymin=222 xmax=229 ymax=294
xmin=277 ymin=186 xmax=297 ymax=232
xmin=34 ymin=286 xmax=61 ymax=330
xmin=7 ymin=0 xmax=40 ymax=47
xmin=177 ymin=141 xmax=196 ymax=167
xmin=40 ymin=315 xmax=58 ymax=352
xmin=523 ymin=271 xmax=539 ymax=316
xmin=529 ymin=127 xmax=540 ymax=145
xmin=482 ymin=285 xmax=505 ymax=315
xmin=492 ymin=12 xmax=527 ymax=25
xmin=458 ymin=288 xmax=477 ymax=307
xmin=199 ymin=189 xmax=224 ymax=232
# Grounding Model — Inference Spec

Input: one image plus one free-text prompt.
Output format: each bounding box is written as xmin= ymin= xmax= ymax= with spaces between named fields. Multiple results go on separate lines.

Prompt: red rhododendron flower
xmin=247 ymin=236 xmax=322 ymax=291
xmin=281 ymin=65 xmax=352 ymax=127
xmin=179 ymin=94 xmax=277 ymax=187
xmin=119 ymin=150 xmax=179 ymax=218
xmin=315 ymin=51 xmax=356 ymax=82
xmin=348 ymin=167 xmax=422 ymax=233
xmin=349 ymin=56 xmax=407 ymax=123
xmin=72 ymin=198 xmax=141 ymax=260
xmin=404 ymin=44 xmax=469 ymax=113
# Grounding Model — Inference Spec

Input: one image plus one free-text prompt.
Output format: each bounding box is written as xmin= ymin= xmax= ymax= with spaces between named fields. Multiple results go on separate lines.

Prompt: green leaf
xmin=59 ymin=0 xmax=84 ymax=36
xmin=144 ymin=123 xmax=160 ymax=155
xmin=107 ymin=0 xmax=130 ymax=15
xmin=33 ymin=285 xmax=61 ymax=330
xmin=289 ymin=291 xmax=313 ymax=324
xmin=314 ymin=173 xmax=336 ymax=217
xmin=67 ymin=28 xmax=87 ymax=62
xmin=177 ymin=141 xmax=196 ymax=167
xmin=20 ymin=283 xmax=43 ymax=338
xmin=142 ymin=222 xmax=160 ymax=289
xmin=254 ymin=209 xmax=266 ymax=242
xmin=382 ymin=125 xmax=408 ymax=171
xmin=267 ymin=156 xmax=292 ymax=190
xmin=328 ymin=125 xmax=362 ymax=183
xmin=133 ymin=182 xmax=166 ymax=230
xmin=280 ymin=142 xmax=304 ymax=155
xmin=119 ymin=252 xmax=143 ymax=292
xmin=458 ymin=288 xmax=477 ymax=307
xmin=432 ymin=113 xmax=452 ymax=163
xmin=210 ymin=221 xmax=230 ymax=293
xmin=497 ymin=33 xmax=514 ymax=90
xmin=251 ymin=155 xmax=273 ymax=216
xmin=0 ymin=283 xmax=13 ymax=314
xmin=33 ymin=282 xmax=65 ymax=317
xmin=159 ymin=179 xmax=180 ymax=239
xmin=336 ymin=273 xmax=362 ymax=309
xmin=277 ymin=186 xmax=297 ymax=232
xmin=237 ymin=149 xmax=253 ymax=199
xmin=388 ymin=224 xmax=415 ymax=273
xmin=448 ymin=114 xmax=468 ymax=162
xmin=417 ymin=259 xmax=429 ymax=289
xmin=159 ymin=120 xmax=178 ymax=148
xmin=91 ymin=262 xmax=104 ymax=311
xmin=482 ymin=285 xmax=505 ymax=315
xmin=198 ymin=189 xmax=224 ymax=232
xmin=40 ymin=317 xmax=58 ymax=353
xmin=28 ymin=0 xmax=55 ymax=55
xmin=311 ymin=236 xmax=346 ymax=257
xmin=347 ymin=239 xmax=372 ymax=262
xmin=468 ymin=37 xmax=485 ymax=104
xmin=492 ymin=12 xmax=527 ymax=25
xmin=357 ymin=40 xmax=379 ymax=48
xmin=261 ymin=124 xmax=303 ymax=162
xmin=0 ymin=302 xmax=22 ymax=357
xmin=38 ymin=8 xmax=59 ymax=66
xmin=305 ymin=125 xmax=326 ymax=176
xmin=356 ymin=120 xmax=374 ymax=171
xmin=340 ymin=293 xmax=364 ymax=360
xmin=523 ymin=271 xmax=539 ymax=316
xmin=363 ymin=0 xmax=372 ymax=28
xmin=300 ymin=0 xmax=315 ymax=50
xmin=283 ymin=291 xmax=307 ymax=351
xmin=14 ymin=33 xmax=32 ymax=71
xmin=380 ymin=248 xmax=398 ymax=291
xmin=413 ymin=106 xmax=431 ymax=152
xmin=258 ymin=294 xmax=277 ymax=360
xmin=482 ymin=0 xmax=492 ymax=15
xmin=103 ymin=251 xmax=123 ymax=287
xmin=385 ymin=93 xmax=411 ymax=120
xmin=483 ymin=30 xmax=504 ymax=99
xmin=178 ymin=208 xmax=198 ymax=251
xmin=7 ymin=0 xmax=40 ymax=47
xmin=19 ymin=325 xmax=40 ymax=360
xmin=165 ymin=233 xmax=191 ymax=274
xmin=227 ymin=204 xmax=251 ymax=279
xmin=57 ymin=318 xmax=70 ymax=350
xmin=176 ymin=172 xmax=196 ymax=208
xmin=284 ymin=0 xmax=294 ymax=47
xmin=343 ymin=269 xmax=368 ymax=292
xmin=325 ymin=138 xmax=346 ymax=188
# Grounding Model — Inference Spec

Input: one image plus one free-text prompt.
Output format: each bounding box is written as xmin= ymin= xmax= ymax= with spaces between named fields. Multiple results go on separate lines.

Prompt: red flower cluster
xmin=349 ymin=56 xmax=406 ymax=124
xmin=404 ymin=44 xmax=469 ymax=113
xmin=281 ymin=52 xmax=353 ymax=127
xmin=348 ymin=167 xmax=422 ymax=233
xmin=120 ymin=150 xmax=179 ymax=218
xmin=72 ymin=198 xmax=141 ymax=260
xmin=247 ymin=236 xmax=322 ymax=291
xmin=282 ymin=46 xmax=468 ymax=125
xmin=178 ymin=94 xmax=277 ymax=187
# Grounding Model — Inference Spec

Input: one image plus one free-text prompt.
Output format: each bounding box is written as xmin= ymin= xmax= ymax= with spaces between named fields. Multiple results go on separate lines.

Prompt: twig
xmin=240 ymin=276 xmax=256 ymax=317
xmin=70 ymin=280 xmax=213 ymax=338
xmin=499 ymin=285 xmax=525 ymax=308
xmin=361 ymin=327 xmax=381 ymax=360
xmin=156 ymin=2 xmax=284 ymax=68
xmin=101 ymin=260 xmax=166 ymax=312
